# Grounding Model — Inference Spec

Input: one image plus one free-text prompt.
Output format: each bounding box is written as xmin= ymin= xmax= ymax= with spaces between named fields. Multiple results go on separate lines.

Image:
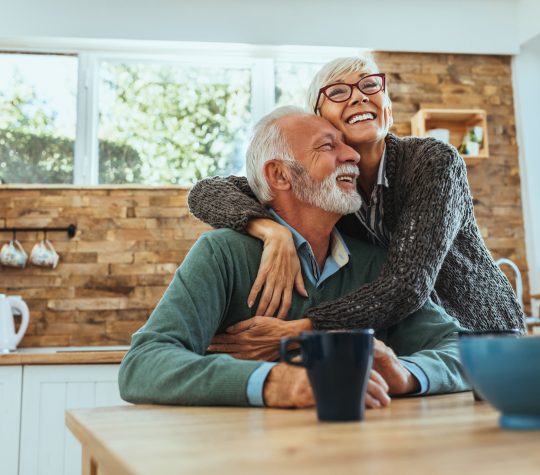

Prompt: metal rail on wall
xmin=0 ymin=224 xmax=77 ymax=239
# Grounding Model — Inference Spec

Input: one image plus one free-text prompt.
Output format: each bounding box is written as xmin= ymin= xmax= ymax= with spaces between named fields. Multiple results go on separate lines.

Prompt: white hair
xmin=305 ymin=54 xmax=380 ymax=114
xmin=246 ymin=106 xmax=307 ymax=204
xmin=288 ymin=161 xmax=363 ymax=215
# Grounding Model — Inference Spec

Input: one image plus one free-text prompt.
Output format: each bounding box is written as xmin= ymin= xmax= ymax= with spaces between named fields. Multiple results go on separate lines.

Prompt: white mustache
xmin=330 ymin=164 xmax=360 ymax=180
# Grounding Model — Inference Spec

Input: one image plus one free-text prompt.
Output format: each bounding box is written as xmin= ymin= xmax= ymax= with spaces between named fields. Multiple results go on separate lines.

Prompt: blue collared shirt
xmin=269 ymin=209 xmax=351 ymax=288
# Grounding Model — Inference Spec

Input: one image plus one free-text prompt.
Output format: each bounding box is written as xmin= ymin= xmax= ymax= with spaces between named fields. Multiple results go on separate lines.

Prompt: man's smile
xmin=336 ymin=171 xmax=358 ymax=190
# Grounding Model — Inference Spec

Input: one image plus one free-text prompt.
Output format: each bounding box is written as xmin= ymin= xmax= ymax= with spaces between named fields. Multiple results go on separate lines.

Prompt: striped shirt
xmin=355 ymin=147 xmax=391 ymax=247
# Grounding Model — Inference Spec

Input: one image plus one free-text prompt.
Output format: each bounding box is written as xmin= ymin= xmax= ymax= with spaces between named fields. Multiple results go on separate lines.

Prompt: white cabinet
xmin=0 ymin=366 xmax=23 ymax=475
xmin=19 ymin=364 xmax=126 ymax=475
xmin=0 ymin=364 xmax=127 ymax=475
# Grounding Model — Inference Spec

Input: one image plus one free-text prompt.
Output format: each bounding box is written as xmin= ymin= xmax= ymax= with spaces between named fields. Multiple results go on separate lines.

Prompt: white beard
xmin=287 ymin=162 xmax=363 ymax=215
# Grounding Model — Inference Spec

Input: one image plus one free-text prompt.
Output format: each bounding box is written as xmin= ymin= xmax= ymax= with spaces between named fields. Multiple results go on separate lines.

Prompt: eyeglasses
xmin=314 ymin=73 xmax=386 ymax=113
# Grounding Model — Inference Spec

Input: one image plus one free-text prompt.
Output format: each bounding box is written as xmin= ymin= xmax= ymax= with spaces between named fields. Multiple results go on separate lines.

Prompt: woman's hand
xmin=207 ymin=316 xmax=312 ymax=361
xmin=246 ymin=219 xmax=308 ymax=318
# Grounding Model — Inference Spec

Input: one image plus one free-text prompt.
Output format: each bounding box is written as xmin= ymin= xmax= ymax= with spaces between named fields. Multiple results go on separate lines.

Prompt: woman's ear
xmin=387 ymin=105 xmax=394 ymax=129
xmin=385 ymin=95 xmax=394 ymax=129
xmin=263 ymin=160 xmax=292 ymax=192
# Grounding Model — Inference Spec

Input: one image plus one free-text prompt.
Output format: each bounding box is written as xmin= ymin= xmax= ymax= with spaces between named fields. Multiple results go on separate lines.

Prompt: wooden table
xmin=66 ymin=393 xmax=540 ymax=475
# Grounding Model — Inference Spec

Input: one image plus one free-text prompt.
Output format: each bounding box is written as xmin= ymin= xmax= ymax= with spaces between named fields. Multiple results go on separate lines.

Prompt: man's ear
xmin=263 ymin=159 xmax=292 ymax=191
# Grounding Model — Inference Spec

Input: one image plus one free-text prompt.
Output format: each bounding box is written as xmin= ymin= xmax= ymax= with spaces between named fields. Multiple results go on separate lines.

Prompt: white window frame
xmin=74 ymin=52 xmax=99 ymax=185
xmin=0 ymin=38 xmax=365 ymax=185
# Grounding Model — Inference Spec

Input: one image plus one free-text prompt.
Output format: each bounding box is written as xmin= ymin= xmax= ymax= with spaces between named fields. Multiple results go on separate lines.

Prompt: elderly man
xmin=119 ymin=107 xmax=468 ymax=409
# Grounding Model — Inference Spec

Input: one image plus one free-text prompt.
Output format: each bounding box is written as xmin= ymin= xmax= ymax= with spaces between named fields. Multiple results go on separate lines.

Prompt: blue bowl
xmin=458 ymin=335 xmax=540 ymax=430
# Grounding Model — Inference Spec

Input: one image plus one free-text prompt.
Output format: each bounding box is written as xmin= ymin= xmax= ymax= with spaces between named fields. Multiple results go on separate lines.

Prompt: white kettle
xmin=0 ymin=294 xmax=30 ymax=354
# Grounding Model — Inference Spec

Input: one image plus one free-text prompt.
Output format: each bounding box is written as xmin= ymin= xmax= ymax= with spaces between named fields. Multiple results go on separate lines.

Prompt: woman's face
xmin=318 ymin=70 xmax=393 ymax=149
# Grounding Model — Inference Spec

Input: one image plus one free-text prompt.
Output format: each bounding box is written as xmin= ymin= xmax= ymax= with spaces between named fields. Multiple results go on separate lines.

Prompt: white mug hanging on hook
xmin=30 ymin=235 xmax=59 ymax=268
xmin=0 ymin=237 xmax=28 ymax=268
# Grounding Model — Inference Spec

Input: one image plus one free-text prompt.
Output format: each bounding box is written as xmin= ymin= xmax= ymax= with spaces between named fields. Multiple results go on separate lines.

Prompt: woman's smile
xmin=346 ymin=112 xmax=377 ymax=125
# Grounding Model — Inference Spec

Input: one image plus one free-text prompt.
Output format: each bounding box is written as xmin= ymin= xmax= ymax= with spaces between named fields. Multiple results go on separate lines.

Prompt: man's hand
xmin=372 ymin=339 xmax=420 ymax=395
xmin=208 ymin=316 xmax=313 ymax=361
xmin=264 ymin=365 xmax=391 ymax=409
xmin=263 ymin=363 xmax=314 ymax=408
xmin=366 ymin=369 xmax=391 ymax=408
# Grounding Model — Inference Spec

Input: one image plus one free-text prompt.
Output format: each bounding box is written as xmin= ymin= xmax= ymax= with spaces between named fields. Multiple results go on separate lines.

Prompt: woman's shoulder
xmin=387 ymin=133 xmax=465 ymax=173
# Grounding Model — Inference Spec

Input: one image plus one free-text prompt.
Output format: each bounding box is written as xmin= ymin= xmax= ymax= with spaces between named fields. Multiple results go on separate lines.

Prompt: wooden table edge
xmin=66 ymin=409 xmax=134 ymax=475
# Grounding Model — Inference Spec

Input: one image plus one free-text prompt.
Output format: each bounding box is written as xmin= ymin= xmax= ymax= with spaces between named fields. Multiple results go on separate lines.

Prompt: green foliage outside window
xmin=0 ymin=88 xmax=139 ymax=184
xmin=0 ymin=60 xmax=251 ymax=185
xmin=98 ymin=63 xmax=251 ymax=185
xmin=0 ymin=129 xmax=140 ymax=184
xmin=0 ymin=130 xmax=73 ymax=184
xmin=0 ymin=80 xmax=74 ymax=184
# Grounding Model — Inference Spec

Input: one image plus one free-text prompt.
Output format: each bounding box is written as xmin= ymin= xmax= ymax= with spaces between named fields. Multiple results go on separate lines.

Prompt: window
xmin=0 ymin=52 xmax=78 ymax=184
xmin=98 ymin=60 xmax=251 ymax=185
xmin=275 ymin=61 xmax=325 ymax=109
xmin=0 ymin=43 xmax=360 ymax=185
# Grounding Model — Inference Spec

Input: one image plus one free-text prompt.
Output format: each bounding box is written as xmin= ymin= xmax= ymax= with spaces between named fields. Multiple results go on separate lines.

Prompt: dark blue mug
xmin=280 ymin=329 xmax=374 ymax=422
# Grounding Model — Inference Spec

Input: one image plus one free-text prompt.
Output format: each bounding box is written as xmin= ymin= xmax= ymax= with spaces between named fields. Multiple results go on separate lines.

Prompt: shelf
xmin=411 ymin=108 xmax=489 ymax=165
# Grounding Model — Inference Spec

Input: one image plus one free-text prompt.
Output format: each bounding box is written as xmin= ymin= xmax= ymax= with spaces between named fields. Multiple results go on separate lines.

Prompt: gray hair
xmin=246 ymin=106 xmax=307 ymax=204
xmin=305 ymin=54 xmax=380 ymax=114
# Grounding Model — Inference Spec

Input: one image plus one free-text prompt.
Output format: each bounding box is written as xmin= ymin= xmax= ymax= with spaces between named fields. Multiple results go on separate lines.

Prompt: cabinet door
xmin=0 ymin=366 xmax=22 ymax=475
xmin=19 ymin=364 xmax=127 ymax=475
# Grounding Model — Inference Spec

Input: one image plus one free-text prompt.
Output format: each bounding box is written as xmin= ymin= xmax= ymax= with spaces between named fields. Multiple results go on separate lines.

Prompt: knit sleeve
xmin=187 ymin=175 xmax=273 ymax=232
xmin=308 ymin=143 xmax=469 ymax=330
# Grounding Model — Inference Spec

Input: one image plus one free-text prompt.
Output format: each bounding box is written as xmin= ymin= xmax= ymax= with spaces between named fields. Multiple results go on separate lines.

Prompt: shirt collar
xmin=269 ymin=209 xmax=350 ymax=268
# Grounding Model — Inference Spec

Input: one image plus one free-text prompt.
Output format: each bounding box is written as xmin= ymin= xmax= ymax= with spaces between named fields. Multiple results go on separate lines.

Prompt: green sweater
xmin=118 ymin=229 xmax=469 ymax=406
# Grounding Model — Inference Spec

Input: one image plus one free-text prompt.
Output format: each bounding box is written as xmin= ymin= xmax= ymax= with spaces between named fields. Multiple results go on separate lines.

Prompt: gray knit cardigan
xmin=187 ymin=133 xmax=525 ymax=332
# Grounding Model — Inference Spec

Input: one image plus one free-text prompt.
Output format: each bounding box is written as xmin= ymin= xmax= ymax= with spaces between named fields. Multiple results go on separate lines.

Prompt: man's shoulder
xmin=393 ymin=135 xmax=465 ymax=172
xmin=196 ymin=229 xmax=262 ymax=253
xmin=181 ymin=229 xmax=262 ymax=272
xmin=341 ymin=234 xmax=387 ymax=262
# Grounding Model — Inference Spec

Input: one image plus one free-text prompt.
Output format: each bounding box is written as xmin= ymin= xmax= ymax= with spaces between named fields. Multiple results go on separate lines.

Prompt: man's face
xmin=278 ymin=114 xmax=362 ymax=215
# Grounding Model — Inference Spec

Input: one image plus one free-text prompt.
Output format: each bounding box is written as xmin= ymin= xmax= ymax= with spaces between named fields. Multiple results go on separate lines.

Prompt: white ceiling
xmin=0 ymin=0 xmax=538 ymax=55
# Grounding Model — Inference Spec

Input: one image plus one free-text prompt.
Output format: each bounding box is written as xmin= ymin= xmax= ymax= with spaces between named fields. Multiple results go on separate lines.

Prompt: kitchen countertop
xmin=0 ymin=346 xmax=129 ymax=365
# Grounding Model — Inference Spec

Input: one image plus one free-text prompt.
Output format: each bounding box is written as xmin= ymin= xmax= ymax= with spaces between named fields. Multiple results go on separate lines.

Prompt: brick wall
xmin=0 ymin=187 xmax=210 ymax=346
xmin=0 ymin=52 xmax=529 ymax=347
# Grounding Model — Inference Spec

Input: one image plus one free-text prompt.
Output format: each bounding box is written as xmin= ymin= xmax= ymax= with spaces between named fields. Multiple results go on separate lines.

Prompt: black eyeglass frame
xmin=314 ymin=73 xmax=386 ymax=114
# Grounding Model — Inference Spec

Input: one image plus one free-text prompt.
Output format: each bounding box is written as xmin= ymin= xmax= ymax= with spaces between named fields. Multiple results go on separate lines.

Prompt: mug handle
xmin=44 ymin=239 xmax=60 ymax=268
xmin=14 ymin=239 xmax=27 ymax=255
xmin=279 ymin=336 xmax=311 ymax=367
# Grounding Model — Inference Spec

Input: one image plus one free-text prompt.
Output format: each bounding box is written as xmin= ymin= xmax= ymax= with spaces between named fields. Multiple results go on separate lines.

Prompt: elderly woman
xmin=188 ymin=55 xmax=524 ymax=337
